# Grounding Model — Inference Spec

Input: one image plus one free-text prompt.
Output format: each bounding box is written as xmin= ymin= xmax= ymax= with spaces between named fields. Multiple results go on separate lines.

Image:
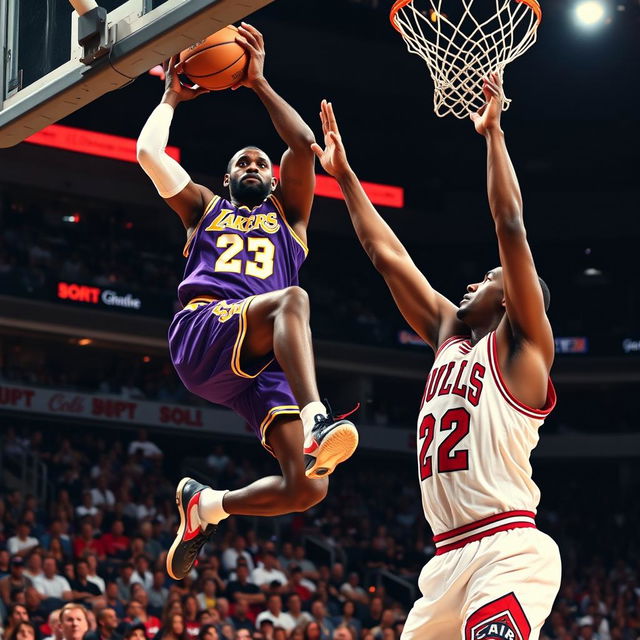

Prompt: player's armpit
xmin=165 ymin=182 xmax=214 ymax=232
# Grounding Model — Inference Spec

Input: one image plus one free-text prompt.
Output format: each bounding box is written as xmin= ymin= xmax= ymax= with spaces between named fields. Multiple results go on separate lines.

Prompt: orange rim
xmin=390 ymin=0 xmax=542 ymax=31
xmin=516 ymin=0 xmax=542 ymax=24
xmin=389 ymin=0 xmax=412 ymax=32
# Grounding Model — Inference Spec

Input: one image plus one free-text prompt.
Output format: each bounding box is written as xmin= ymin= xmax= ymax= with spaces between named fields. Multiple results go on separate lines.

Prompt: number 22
xmin=418 ymin=408 xmax=470 ymax=480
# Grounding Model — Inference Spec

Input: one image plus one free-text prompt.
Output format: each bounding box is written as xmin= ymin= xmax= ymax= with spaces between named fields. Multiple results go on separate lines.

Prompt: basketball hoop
xmin=390 ymin=0 xmax=541 ymax=118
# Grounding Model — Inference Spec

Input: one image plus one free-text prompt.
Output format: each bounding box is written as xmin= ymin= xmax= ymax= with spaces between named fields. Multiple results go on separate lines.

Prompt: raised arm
xmin=136 ymin=57 xmax=213 ymax=234
xmin=311 ymin=100 xmax=467 ymax=350
xmin=234 ymin=24 xmax=316 ymax=238
xmin=470 ymin=74 xmax=553 ymax=402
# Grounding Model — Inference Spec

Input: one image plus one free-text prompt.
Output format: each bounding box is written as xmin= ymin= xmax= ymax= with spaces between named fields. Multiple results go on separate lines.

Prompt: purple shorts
xmin=168 ymin=295 xmax=299 ymax=455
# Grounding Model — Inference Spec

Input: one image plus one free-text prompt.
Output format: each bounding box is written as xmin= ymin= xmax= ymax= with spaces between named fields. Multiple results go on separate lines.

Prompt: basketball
xmin=178 ymin=25 xmax=248 ymax=91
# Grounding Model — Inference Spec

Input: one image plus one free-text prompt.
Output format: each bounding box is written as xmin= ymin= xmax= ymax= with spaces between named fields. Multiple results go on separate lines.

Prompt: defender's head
xmin=457 ymin=267 xmax=550 ymax=328
xmin=224 ymin=147 xmax=276 ymax=207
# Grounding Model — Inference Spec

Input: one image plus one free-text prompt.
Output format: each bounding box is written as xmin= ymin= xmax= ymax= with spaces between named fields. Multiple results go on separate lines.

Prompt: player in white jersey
xmin=312 ymin=75 xmax=561 ymax=640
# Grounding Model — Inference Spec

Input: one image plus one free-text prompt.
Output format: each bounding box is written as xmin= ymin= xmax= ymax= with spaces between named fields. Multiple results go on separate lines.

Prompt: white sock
xmin=300 ymin=401 xmax=328 ymax=440
xmin=198 ymin=488 xmax=230 ymax=526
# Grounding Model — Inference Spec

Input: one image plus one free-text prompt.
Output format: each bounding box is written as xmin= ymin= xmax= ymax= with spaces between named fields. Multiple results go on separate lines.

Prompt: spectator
xmin=155 ymin=613 xmax=188 ymax=640
xmin=361 ymin=597 xmax=383 ymax=630
xmin=230 ymin=598 xmax=255 ymax=634
xmin=127 ymin=431 xmax=162 ymax=460
xmin=85 ymin=608 xmax=121 ymax=640
xmin=75 ymin=492 xmax=99 ymax=520
xmin=7 ymin=524 xmax=39 ymax=558
xmin=339 ymin=574 xmax=368 ymax=606
xmin=123 ymin=622 xmax=147 ymax=640
xmin=73 ymin=522 xmax=105 ymax=561
xmin=100 ymin=520 xmax=131 ymax=559
xmin=0 ymin=559 xmax=33 ymax=604
xmin=181 ymin=595 xmax=200 ymax=638
xmin=23 ymin=553 xmax=44 ymax=583
xmin=198 ymin=625 xmax=219 ymax=640
xmin=85 ymin=554 xmax=105 ymax=594
xmin=255 ymin=595 xmax=294 ymax=633
xmin=7 ymin=621 xmax=36 ymax=640
xmin=138 ymin=523 xmax=162 ymax=563
xmin=286 ymin=594 xmax=312 ymax=629
xmin=131 ymin=556 xmax=153 ymax=592
xmin=59 ymin=604 xmax=89 ymax=640
xmin=43 ymin=609 xmax=63 ymax=640
xmin=3 ymin=604 xmax=30 ymax=639
xmin=195 ymin=579 xmax=217 ymax=611
xmin=288 ymin=566 xmax=315 ymax=603
xmin=250 ymin=554 xmax=287 ymax=593
xmin=331 ymin=626 xmax=353 ymax=640
xmin=148 ymin=572 xmax=168 ymax=615
xmin=292 ymin=547 xmax=318 ymax=582
xmin=332 ymin=602 xmax=361 ymax=638
xmin=309 ymin=602 xmax=334 ymax=640
xmin=33 ymin=557 xmax=73 ymax=604
xmin=105 ymin=582 xmax=125 ymax=619
xmin=41 ymin=521 xmax=73 ymax=559
xmin=90 ymin=476 xmax=116 ymax=512
xmin=303 ymin=621 xmax=322 ymax=640
xmin=68 ymin=559 xmax=103 ymax=607
xmin=116 ymin=564 xmax=135 ymax=603
xmin=221 ymin=539 xmax=254 ymax=574
xmin=125 ymin=599 xmax=160 ymax=638
xmin=225 ymin=564 xmax=264 ymax=607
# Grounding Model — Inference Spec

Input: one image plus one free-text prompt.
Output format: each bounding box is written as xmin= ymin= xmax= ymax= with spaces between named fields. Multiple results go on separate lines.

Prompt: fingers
xmin=240 ymin=22 xmax=264 ymax=48
xmin=324 ymin=100 xmax=340 ymax=136
xmin=237 ymin=24 xmax=262 ymax=53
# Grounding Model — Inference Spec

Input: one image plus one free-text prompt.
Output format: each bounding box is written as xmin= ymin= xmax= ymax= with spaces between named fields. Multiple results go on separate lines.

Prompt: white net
xmin=390 ymin=0 xmax=541 ymax=118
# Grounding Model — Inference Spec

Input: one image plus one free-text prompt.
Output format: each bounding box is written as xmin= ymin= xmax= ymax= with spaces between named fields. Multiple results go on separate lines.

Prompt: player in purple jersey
xmin=136 ymin=23 xmax=358 ymax=580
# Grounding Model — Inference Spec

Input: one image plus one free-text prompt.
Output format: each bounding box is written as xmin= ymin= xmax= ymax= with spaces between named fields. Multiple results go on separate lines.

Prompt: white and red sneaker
xmin=166 ymin=477 xmax=216 ymax=580
xmin=303 ymin=402 xmax=359 ymax=479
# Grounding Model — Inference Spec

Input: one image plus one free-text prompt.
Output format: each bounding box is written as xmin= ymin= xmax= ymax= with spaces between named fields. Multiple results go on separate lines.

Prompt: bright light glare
xmin=575 ymin=1 xmax=606 ymax=26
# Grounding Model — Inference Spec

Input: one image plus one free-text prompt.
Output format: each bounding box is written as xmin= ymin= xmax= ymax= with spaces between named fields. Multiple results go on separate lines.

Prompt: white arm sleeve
xmin=136 ymin=103 xmax=192 ymax=199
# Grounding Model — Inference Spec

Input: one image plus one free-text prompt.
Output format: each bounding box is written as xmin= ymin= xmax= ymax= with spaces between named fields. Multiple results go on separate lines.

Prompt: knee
xmin=289 ymin=477 xmax=328 ymax=512
xmin=279 ymin=286 xmax=310 ymax=315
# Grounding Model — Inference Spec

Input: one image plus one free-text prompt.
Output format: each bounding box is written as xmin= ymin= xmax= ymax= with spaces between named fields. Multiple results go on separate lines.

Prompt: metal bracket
xmin=77 ymin=6 xmax=110 ymax=65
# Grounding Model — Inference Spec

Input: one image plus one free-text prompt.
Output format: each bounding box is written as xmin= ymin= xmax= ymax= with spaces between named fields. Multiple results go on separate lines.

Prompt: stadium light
xmin=574 ymin=0 xmax=607 ymax=27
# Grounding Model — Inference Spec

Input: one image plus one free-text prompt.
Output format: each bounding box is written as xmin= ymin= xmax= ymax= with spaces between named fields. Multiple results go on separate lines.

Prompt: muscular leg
xmin=241 ymin=287 xmax=320 ymax=408
xmin=222 ymin=416 xmax=328 ymax=516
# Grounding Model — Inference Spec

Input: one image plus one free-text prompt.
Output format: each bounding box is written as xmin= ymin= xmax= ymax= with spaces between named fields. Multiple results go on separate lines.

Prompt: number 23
xmin=214 ymin=234 xmax=275 ymax=279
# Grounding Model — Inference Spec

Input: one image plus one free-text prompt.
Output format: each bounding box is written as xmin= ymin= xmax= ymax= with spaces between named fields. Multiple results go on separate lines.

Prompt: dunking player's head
xmin=224 ymin=146 xmax=276 ymax=208
xmin=457 ymin=267 xmax=550 ymax=328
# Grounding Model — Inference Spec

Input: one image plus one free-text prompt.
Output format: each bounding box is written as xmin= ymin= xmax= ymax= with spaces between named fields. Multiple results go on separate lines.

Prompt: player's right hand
xmin=163 ymin=55 xmax=209 ymax=103
xmin=311 ymin=100 xmax=352 ymax=179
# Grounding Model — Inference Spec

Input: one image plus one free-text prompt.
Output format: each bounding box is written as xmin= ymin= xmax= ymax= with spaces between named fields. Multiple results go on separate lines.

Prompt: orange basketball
xmin=178 ymin=25 xmax=248 ymax=91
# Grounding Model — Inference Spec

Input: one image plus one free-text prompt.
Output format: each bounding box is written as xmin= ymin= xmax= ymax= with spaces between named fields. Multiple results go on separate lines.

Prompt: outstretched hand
xmin=469 ymin=72 xmax=504 ymax=136
xmin=232 ymin=22 xmax=266 ymax=90
xmin=310 ymin=100 xmax=351 ymax=179
xmin=163 ymin=55 xmax=209 ymax=102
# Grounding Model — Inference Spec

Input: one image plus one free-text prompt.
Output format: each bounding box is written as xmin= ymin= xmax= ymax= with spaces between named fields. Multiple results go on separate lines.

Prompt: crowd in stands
xmin=1 ymin=189 xmax=639 ymax=349
xmin=0 ymin=425 xmax=638 ymax=640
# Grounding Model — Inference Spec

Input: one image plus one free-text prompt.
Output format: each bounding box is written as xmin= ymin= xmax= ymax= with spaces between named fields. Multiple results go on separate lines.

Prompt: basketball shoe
xmin=303 ymin=402 xmax=359 ymax=479
xmin=166 ymin=477 xmax=216 ymax=580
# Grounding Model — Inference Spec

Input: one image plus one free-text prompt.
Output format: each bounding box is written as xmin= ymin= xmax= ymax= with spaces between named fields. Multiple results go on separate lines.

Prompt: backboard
xmin=0 ymin=0 xmax=275 ymax=148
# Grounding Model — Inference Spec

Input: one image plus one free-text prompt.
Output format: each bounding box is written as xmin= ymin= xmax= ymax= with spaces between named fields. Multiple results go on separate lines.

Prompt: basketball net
xmin=390 ymin=0 xmax=541 ymax=118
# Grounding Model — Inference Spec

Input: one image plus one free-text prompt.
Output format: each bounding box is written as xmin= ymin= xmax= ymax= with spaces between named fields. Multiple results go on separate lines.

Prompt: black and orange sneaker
xmin=166 ymin=477 xmax=216 ymax=580
xmin=303 ymin=401 xmax=359 ymax=479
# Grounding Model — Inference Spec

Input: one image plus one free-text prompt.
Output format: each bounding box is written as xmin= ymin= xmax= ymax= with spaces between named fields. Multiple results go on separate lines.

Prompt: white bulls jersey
xmin=417 ymin=331 xmax=556 ymax=554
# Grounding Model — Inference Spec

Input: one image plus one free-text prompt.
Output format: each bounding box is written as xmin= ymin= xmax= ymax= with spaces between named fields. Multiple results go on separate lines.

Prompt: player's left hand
xmin=469 ymin=72 xmax=504 ymax=136
xmin=233 ymin=23 xmax=266 ymax=90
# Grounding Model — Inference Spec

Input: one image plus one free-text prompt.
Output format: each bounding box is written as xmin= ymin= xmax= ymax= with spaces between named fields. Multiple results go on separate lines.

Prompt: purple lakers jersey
xmin=178 ymin=194 xmax=308 ymax=306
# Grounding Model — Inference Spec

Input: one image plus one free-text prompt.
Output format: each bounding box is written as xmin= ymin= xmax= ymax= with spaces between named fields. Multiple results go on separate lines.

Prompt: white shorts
xmin=402 ymin=528 xmax=561 ymax=640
